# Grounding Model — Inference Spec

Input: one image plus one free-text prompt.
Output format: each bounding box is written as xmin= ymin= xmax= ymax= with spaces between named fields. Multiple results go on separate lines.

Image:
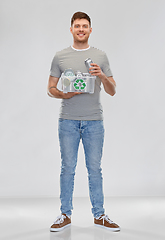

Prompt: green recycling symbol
xmin=74 ymin=79 xmax=86 ymax=90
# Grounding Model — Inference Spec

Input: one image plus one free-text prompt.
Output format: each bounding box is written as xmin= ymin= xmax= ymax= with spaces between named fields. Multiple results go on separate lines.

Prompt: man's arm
xmin=99 ymin=75 xmax=116 ymax=96
xmin=89 ymin=63 xmax=116 ymax=96
xmin=47 ymin=76 xmax=81 ymax=99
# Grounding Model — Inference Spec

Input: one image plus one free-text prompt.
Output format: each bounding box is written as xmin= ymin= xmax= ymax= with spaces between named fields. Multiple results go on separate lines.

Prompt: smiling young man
xmin=48 ymin=12 xmax=120 ymax=232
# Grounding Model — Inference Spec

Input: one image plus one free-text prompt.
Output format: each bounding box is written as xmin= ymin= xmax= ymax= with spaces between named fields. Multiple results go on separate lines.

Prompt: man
xmin=47 ymin=12 xmax=120 ymax=232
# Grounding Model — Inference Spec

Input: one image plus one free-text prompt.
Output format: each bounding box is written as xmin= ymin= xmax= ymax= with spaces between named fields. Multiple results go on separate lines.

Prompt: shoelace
xmin=96 ymin=214 xmax=114 ymax=225
xmin=54 ymin=214 xmax=66 ymax=224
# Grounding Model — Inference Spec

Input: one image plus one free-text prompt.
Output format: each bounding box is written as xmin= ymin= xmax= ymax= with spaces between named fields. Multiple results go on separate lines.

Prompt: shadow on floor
xmin=50 ymin=225 xmax=165 ymax=240
xmin=2 ymin=225 xmax=165 ymax=240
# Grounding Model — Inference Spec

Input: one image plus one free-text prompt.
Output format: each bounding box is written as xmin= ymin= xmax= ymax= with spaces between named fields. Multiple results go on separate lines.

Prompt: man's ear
xmin=70 ymin=27 xmax=73 ymax=34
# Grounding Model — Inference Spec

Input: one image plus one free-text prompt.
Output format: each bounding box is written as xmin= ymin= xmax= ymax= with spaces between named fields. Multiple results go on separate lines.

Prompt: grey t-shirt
xmin=50 ymin=46 xmax=113 ymax=120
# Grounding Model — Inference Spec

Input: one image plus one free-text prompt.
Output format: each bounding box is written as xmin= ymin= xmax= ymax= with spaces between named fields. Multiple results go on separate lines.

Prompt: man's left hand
xmin=89 ymin=63 xmax=103 ymax=78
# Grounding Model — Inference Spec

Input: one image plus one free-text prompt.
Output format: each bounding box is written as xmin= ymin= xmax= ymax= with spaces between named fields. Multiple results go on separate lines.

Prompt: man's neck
xmin=72 ymin=41 xmax=89 ymax=50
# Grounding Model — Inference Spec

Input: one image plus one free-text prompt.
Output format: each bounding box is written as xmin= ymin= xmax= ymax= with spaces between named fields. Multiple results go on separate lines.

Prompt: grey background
xmin=0 ymin=0 xmax=165 ymax=197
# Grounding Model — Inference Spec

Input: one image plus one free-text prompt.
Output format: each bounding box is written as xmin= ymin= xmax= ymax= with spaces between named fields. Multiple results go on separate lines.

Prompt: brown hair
xmin=71 ymin=12 xmax=91 ymax=26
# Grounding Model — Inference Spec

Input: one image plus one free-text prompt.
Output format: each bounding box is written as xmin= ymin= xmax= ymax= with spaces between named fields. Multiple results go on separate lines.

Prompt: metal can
xmin=85 ymin=58 xmax=93 ymax=73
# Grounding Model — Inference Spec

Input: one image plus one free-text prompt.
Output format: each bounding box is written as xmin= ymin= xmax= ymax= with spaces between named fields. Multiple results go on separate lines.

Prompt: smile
xmin=78 ymin=34 xmax=85 ymax=37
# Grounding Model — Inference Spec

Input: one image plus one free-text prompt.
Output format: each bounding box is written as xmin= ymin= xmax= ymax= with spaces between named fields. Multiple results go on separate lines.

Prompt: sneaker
xmin=50 ymin=214 xmax=71 ymax=232
xmin=94 ymin=214 xmax=120 ymax=232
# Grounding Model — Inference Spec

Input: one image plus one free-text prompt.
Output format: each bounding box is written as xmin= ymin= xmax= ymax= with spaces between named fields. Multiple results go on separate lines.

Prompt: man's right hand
xmin=47 ymin=76 xmax=82 ymax=99
xmin=62 ymin=92 xmax=82 ymax=99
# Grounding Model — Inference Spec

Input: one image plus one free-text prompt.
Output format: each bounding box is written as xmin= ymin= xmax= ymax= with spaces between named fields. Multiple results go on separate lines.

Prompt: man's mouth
xmin=78 ymin=33 xmax=85 ymax=37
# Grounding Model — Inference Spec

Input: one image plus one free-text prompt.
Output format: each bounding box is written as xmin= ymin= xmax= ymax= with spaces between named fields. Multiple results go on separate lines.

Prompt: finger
xmin=89 ymin=69 xmax=101 ymax=74
xmin=89 ymin=67 xmax=99 ymax=72
xmin=89 ymin=64 xmax=100 ymax=69
xmin=74 ymin=92 xmax=82 ymax=95
xmin=90 ymin=63 xmax=98 ymax=67
xmin=89 ymin=65 xmax=96 ymax=71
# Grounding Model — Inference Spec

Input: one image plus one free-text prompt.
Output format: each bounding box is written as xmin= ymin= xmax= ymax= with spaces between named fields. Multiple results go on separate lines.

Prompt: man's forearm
xmin=47 ymin=86 xmax=82 ymax=99
xmin=47 ymin=86 xmax=64 ymax=99
xmin=99 ymin=74 xmax=116 ymax=96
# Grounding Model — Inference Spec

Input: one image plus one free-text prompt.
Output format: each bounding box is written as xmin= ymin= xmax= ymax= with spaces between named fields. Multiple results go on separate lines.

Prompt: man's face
xmin=70 ymin=18 xmax=92 ymax=44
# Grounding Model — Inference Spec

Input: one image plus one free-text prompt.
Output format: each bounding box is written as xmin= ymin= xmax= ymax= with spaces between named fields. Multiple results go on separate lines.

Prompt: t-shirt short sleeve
xmin=50 ymin=54 xmax=61 ymax=78
xmin=102 ymin=53 xmax=113 ymax=77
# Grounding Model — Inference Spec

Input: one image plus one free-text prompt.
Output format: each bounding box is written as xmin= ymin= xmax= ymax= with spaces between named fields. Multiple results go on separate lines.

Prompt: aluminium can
xmin=85 ymin=58 xmax=93 ymax=73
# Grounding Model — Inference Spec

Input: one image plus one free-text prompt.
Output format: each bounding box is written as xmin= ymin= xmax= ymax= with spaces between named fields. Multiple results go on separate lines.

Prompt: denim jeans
xmin=58 ymin=119 xmax=105 ymax=218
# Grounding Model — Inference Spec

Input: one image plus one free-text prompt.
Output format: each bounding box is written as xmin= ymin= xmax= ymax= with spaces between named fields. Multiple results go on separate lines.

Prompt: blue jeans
xmin=58 ymin=119 xmax=105 ymax=218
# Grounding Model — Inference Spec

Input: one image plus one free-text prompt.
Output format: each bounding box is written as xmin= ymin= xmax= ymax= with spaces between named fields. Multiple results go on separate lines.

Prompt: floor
xmin=0 ymin=197 xmax=165 ymax=240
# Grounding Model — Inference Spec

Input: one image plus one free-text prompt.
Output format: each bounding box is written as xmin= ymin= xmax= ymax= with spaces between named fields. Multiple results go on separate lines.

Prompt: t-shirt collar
xmin=71 ymin=45 xmax=90 ymax=51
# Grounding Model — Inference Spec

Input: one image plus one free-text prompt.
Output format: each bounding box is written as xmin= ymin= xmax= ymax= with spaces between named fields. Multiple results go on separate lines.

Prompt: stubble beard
xmin=76 ymin=39 xmax=88 ymax=44
xmin=75 ymin=35 xmax=89 ymax=44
